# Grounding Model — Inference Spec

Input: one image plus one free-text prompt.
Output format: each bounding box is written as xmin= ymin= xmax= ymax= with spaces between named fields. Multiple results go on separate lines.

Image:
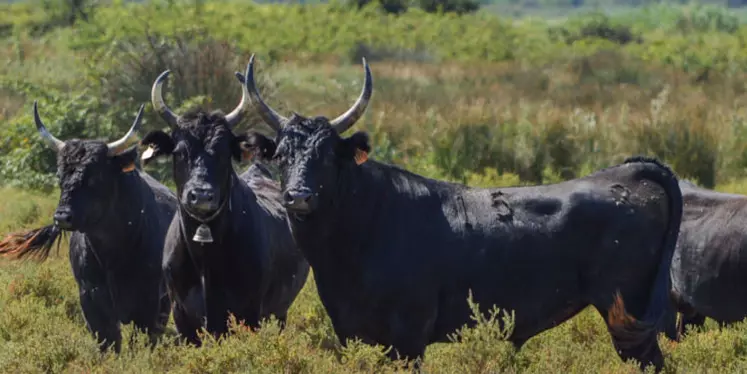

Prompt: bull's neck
xmin=292 ymin=161 xmax=382 ymax=265
xmin=178 ymin=172 xmax=238 ymax=249
xmin=85 ymin=171 xmax=148 ymax=245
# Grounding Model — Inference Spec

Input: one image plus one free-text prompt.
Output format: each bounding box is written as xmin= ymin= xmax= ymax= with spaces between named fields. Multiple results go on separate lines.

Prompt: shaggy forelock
xmin=175 ymin=108 xmax=234 ymax=148
xmin=57 ymin=140 xmax=108 ymax=188
xmin=280 ymin=115 xmax=338 ymax=149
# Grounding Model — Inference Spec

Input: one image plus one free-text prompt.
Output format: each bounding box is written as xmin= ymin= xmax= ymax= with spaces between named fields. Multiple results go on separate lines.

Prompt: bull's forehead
xmin=175 ymin=120 xmax=232 ymax=152
xmin=56 ymin=140 xmax=109 ymax=187
xmin=58 ymin=140 xmax=108 ymax=168
xmin=280 ymin=117 xmax=337 ymax=150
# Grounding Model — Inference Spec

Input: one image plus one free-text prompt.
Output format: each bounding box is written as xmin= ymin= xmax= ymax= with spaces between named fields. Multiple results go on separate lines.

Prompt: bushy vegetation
xmin=4 ymin=0 xmax=747 ymax=372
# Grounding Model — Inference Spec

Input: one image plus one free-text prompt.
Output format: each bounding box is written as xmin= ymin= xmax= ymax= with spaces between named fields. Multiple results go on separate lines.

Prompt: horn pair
xmin=150 ymin=68 xmax=249 ymax=129
xmin=151 ymin=54 xmax=373 ymax=134
xmin=33 ymin=101 xmax=144 ymax=156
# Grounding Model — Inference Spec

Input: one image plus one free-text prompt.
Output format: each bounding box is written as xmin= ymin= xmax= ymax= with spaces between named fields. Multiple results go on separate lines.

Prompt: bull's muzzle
xmin=283 ymin=189 xmax=317 ymax=214
xmin=186 ymin=187 xmax=218 ymax=214
xmin=54 ymin=208 xmax=74 ymax=230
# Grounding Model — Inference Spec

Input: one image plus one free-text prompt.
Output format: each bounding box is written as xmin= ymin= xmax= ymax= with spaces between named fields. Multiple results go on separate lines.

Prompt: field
xmin=4 ymin=0 xmax=747 ymax=372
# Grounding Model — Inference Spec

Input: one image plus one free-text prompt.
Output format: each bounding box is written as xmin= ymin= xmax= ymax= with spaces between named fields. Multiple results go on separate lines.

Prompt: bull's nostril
xmin=283 ymin=192 xmax=294 ymax=204
xmin=187 ymin=190 xmax=198 ymax=204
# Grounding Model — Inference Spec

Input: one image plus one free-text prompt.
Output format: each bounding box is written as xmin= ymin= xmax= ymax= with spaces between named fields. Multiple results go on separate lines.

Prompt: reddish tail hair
xmin=607 ymin=292 xmax=655 ymax=348
xmin=0 ymin=225 xmax=64 ymax=262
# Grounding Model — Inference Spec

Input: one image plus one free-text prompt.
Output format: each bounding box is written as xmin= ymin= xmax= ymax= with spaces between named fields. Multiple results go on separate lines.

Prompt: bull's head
xmin=140 ymin=69 xmax=254 ymax=219
xmin=241 ymin=55 xmax=372 ymax=216
xmin=33 ymin=101 xmax=145 ymax=231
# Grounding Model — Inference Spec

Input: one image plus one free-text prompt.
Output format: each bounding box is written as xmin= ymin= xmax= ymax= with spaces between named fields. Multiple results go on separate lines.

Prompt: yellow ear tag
xmin=122 ymin=163 xmax=136 ymax=173
xmin=354 ymin=149 xmax=368 ymax=165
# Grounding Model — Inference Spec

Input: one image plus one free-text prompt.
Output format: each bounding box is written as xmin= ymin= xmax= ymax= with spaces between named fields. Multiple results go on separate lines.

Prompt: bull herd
xmin=1 ymin=55 xmax=744 ymax=372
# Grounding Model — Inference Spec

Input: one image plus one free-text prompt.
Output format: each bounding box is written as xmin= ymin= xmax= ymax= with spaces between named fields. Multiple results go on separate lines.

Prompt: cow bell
xmin=192 ymin=223 xmax=214 ymax=243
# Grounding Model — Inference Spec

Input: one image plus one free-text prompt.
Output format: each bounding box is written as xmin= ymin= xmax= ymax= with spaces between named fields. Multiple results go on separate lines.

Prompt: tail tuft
xmin=0 ymin=225 xmax=64 ymax=262
xmin=607 ymin=292 xmax=657 ymax=351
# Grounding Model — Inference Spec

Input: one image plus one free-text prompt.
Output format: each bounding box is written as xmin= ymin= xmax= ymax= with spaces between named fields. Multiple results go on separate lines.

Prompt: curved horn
xmin=242 ymin=54 xmax=287 ymax=133
xmin=330 ymin=58 xmax=373 ymax=134
xmin=151 ymin=70 xmax=179 ymax=129
xmin=225 ymin=69 xmax=250 ymax=128
xmin=107 ymin=104 xmax=145 ymax=156
xmin=33 ymin=101 xmax=65 ymax=152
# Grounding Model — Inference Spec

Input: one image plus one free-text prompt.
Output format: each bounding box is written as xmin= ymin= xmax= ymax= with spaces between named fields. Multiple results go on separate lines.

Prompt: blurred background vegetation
xmin=4 ymin=0 xmax=747 ymax=372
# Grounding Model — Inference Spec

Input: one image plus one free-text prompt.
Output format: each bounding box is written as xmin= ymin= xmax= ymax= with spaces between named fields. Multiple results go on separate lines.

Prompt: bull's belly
xmin=429 ymin=284 xmax=585 ymax=344
xmin=318 ymin=278 xmax=583 ymax=349
xmin=679 ymin=273 xmax=747 ymax=323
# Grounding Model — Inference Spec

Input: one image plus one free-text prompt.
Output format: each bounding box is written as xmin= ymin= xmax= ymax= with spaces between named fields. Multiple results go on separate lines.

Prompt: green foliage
xmin=549 ymin=12 xmax=643 ymax=45
xmin=0 ymin=79 xmax=146 ymax=190
xmin=417 ymin=0 xmax=481 ymax=14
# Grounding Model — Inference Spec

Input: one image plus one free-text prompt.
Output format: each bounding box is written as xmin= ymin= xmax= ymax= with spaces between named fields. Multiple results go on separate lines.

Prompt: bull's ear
xmin=140 ymin=130 xmax=174 ymax=166
xmin=238 ymin=131 xmax=277 ymax=162
xmin=113 ymin=146 xmax=139 ymax=173
xmin=339 ymin=131 xmax=370 ymax=166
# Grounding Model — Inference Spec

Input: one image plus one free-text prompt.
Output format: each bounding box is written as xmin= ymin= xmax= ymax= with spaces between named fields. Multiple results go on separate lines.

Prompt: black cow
xmin=240 ymin=55 xmax=683 ymax=372
xmin=138 ymin=67 xmax=310 ymax=344
xmin=0 ymin=102 xmax=177 ymax=352
xmin=663 ymin=180 xmax=747 ymax=340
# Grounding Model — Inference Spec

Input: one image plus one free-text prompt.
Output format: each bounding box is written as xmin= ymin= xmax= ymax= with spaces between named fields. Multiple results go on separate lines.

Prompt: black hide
xmin=142 ymin=110 xmax=309 ymax=344
xmin=247 ymin=116 xmax=683 ymax=373
xmin=58 ymin=141 xmax=176 ymax=352
xmin=665 ymin=180 xmax=747 ymax=340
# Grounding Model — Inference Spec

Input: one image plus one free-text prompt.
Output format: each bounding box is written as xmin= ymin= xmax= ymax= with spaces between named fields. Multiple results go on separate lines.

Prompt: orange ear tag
xmin=122 ymin=163 xmax=136 ymax=173
xmin=240 ymin=143 xmax=254 ymax=162
xmin=354 ymin=149 xmax=368 ymax=165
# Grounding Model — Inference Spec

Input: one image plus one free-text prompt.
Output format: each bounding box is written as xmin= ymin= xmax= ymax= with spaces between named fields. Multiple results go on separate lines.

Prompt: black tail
xmin=606 ymin=156 xmax=683 ymax=369
xmin=0 ymin=224 xmax=64 ymax=262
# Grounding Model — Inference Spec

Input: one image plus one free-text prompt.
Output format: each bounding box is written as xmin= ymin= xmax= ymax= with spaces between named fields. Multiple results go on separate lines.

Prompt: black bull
xmin=0 ymin=103 xmax=177 ymax=352
xmin=664 ymin=180 xmax=747 ymax=339
xmin=139 ymin=68 xmax=310 ymax=343
xmin=242 ymin=55 xmax=683 ymax=371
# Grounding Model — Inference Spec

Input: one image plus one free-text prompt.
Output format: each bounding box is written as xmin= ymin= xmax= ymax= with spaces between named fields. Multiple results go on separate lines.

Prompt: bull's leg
xmin=163 ymin=242 xmax=204 ymax=346
xmin=231 ymin=298 xmax=262 ymax=332
xmin=130 ymin=288 xmax=171 ymax=350
xmin=79 ymin=285 xmax=122 ymax=353
xmin=680 ymin=312 xmax=706 ymax=335
xmin=387 ymin=311 xmax=429 ymax=372
xmin=275 ymin=313 xmax=288 ymax=330
xmin=662 ymin=310 xmax=680 ymax=341
xmin=172 ymin=287 xmax=205 ymax=346
xmin=593 ymin=300 xmax=664 ymax=373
